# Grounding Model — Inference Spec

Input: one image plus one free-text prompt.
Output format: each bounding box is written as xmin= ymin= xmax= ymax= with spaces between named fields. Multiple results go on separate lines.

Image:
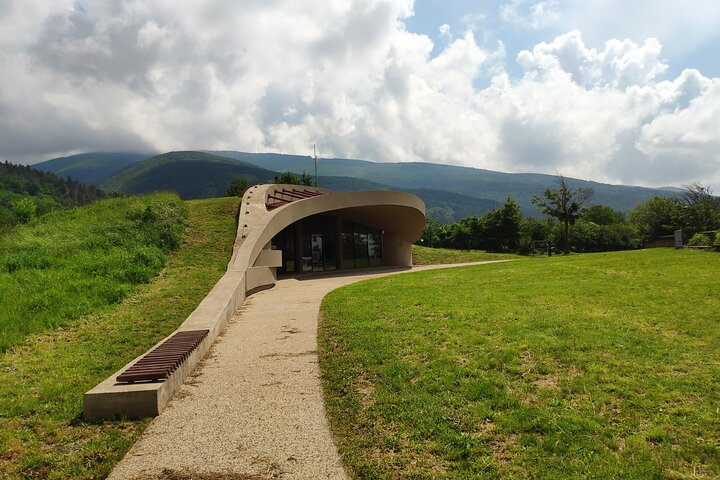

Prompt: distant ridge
xmin=33 ymin=152 xmax=152 ymax=185
xmin=37 ymin=149 xmax=677 ymax=221
xmin=100 ymin=151 xmax=278 ymax=198
xmin=210 ymin=150 xmax=676 ymax=214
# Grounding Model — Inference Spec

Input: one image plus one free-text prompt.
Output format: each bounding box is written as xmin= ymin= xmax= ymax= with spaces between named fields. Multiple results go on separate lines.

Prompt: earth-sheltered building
xmin=84 ymin=185 xmax=425 ymax=419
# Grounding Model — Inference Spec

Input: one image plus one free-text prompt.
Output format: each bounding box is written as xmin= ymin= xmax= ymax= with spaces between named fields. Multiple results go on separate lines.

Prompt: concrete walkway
xmin=109 ymin=262 xmax=506 ymax=480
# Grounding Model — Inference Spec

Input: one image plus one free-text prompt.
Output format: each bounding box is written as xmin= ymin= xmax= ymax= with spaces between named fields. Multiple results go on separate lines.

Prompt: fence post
xmin=674 ymin=230 xmax=683 ymax=249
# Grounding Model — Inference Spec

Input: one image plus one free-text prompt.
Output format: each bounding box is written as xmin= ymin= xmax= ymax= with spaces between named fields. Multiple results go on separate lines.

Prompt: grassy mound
xmin=0 ymin=193 xmax=187 ymax=352
xmin=0 ymin=197 xmax=239 ymax=479
xmin=412 ymin=244 xmax=517 ymax=265
xmin=319 ymin=249 xmax=720 ymax=478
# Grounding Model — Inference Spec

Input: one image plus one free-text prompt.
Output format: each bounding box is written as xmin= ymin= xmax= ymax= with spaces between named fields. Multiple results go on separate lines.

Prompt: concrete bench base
xmin=84 ymin=270 xmax=249 ymax=420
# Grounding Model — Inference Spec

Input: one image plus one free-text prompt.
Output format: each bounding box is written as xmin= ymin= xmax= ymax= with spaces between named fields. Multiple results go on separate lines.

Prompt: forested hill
xmin=36 ymin=149 xmax=679 ymax=221
xmin=33 ymin=152 xmax=151 ymax=185
xmin=0 ymin=161 xmax=105 ymax=227
xmin=209 ymin=150 xmax=676 ymax=214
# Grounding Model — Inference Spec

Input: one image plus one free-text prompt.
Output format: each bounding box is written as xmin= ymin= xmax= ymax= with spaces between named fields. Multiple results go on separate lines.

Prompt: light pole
xmin=313 ymin=144 xmax=318 ymax=187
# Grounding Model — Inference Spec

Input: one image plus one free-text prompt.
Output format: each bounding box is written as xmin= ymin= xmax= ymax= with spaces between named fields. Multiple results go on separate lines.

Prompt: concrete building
xmin=240 ymin=184 xmax=425 ymax=290
xmin=84 ymin=185 xmax=425 ymax=419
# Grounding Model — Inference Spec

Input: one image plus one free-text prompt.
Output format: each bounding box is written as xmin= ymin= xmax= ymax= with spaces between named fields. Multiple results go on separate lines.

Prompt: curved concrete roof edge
xmin=231 ymin=184 xmax=426 ymax=272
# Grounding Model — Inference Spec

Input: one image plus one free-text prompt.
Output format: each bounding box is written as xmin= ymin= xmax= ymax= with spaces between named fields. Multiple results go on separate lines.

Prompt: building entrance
xmin=272 ymin=214 xmax=382 ymax=274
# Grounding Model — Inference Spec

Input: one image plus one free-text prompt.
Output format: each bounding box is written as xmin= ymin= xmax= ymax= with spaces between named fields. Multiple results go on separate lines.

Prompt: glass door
xmin=311 ymin=234 xmax=324 ymax=271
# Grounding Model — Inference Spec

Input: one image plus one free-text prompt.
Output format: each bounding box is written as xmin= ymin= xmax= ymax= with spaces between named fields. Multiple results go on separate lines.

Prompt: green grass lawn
xmin=0 ymin=197 xmax=238 ymax=479
xmin=412 ymin=245 xmax=518 ymax=265
xmin=319 ymin=249 xmax=720 ymax=479
xmin=0 ymin=193 xmax=188 ymax=352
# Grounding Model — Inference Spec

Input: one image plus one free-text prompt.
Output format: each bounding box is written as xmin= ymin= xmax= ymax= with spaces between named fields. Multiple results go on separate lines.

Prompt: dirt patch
xmin=472 ymin=421 xmax=496 ymax=437
xmin=173 ymin=390 xmax=192 ymax=400
xmin=354 ymin=377 xmax=376 ymax=409
xmin=490 ymin=434 xmax=519 ymax=468
xmin=259 ymin=350 xmax=316 ymax=359
xmin=130 ymin=467 xmax=269 ymax=479
xmin=532 ymin=375 xmax=558 ymax=389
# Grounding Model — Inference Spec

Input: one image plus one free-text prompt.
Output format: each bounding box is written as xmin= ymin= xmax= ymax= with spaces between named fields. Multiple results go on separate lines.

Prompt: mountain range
xmin=33 ymin=150 xmax=677 ymax=222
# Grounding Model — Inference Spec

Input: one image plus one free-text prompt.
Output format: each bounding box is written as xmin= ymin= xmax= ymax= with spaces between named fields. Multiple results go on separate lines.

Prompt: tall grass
xmin=0 ymin=193 xmax=187 ymax=352
xmin=0 ymin=197 xmax=238 ymax=479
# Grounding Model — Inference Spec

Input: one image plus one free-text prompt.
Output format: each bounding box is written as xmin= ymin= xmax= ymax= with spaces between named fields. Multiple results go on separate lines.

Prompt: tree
xmin=274 ymin=171 xmax=314 ymax=186
xmin=299 ymin=171 xmax=314 ymax=186
xmin=678 ymin=182 xmax=718 ymax=208
xmin=419 ymin=217 xmax=443 ymax=248
xmin=676 ymin=183 xmax=720 ymax=238
xmin=532 ymin=175 xmax=594 ymax=254
xmin=582 ymin=205 xmax=625 ymax=225
xmin=483 ymin=197 xmax=522 ymax=251
xmin=225 ymin=177 xmax=248 ymax=197
xmin=629 ymin=196 xmax=681 ymax=240
xmin=519 ymin=217 xmax=553 ymax=254
xmin=449 ymin=216 xmax=478 ymax=250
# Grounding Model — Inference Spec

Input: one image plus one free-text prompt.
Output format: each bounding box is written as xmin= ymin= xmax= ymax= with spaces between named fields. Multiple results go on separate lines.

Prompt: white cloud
xmin=637 ymin=78 xmax=720 ymax=159
xmin=500 ymin=0 xmax=561 ymax=30
xmin=0 ymin=0 xmax=718 ymax=190
xmin=517 ymin=30 xmax=668 ymax=88
xmin=438 ymin=23 xmax=451 ymax=40
xmin=461 ymin=13 xmax=487 ymax=32
xmin=557 ymin=0 xmax=720 ymax=60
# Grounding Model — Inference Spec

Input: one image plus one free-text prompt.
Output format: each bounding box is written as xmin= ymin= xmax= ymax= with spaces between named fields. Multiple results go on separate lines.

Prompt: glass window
xmin=323 ymin=216 xmax=336 ymax=270
xmin=368 ymin=227 xmax=382 ymax=267
xmin=271 ymin=217 xmax=383 ymax=274
xmin=311 ymin=216 xmax=324 ymax=271
xmin=301 ymin=217 xmax=312 ymax=272
xmin=342 ymin=233 xmax=354 ymax=268
xmin=311 ymin=234 xmax=323 ymax=271
xmin=272 ymin=225 xmax=295 ymax=274
xmin=354 ymin=222 xmax=369 ymax=268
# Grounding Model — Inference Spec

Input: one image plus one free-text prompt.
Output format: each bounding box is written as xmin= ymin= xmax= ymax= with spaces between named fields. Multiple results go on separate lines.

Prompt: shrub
xmin=518 ymin=236 xmax=534 ymax=255
xmin=687 ymin=233 xmax=712 ymax=247
xmin=225 ymin=177 xmax=248 ymax=197
xmin=11 ymin=197 xmax=36 ymax=223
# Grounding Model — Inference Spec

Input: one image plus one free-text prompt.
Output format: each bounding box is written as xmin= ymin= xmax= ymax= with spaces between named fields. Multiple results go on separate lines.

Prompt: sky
xmin=0 ymin=0 xmax=718 ymax=189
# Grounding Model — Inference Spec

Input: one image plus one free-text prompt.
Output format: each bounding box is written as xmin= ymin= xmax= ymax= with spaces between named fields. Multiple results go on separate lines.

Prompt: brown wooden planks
xmin=116 ymin=329 xmax=209 ymax=383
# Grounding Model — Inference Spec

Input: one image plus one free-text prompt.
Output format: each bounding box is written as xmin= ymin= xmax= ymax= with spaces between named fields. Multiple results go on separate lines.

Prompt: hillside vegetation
xmin=0 ymin=192 xmax=186 ymax=351
xmin=209 ymin=150 xmax=675 ymax=214
xmin=0 ymin=161 xmax=105 ymax=228
xmin=38 ymin=150 xmax=677 ymax=221
xmin=99 ymin=151 xmax=277 ymax=197
xmin=319 ymin=249 xmax=720 ymax=478
xmin=94 ymin=151 xmax=498 ymax=221
xmin=32 ymin=152 xmax=151 ymax=185
xmin=0 ymin=197 xmax=239 ymax=479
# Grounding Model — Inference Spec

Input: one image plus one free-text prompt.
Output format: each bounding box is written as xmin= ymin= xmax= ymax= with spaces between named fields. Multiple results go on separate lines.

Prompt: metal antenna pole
xmin=313 ymin=144 xmax=318 ymax=187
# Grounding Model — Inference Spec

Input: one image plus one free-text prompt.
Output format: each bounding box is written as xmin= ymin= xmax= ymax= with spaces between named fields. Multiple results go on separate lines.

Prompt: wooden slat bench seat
xmin=116 ymin=330 xmax=209 ymax=384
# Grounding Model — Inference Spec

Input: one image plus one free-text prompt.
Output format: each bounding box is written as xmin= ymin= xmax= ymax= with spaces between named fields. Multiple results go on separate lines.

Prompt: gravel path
xmin=109 ymin=262 xmax=507 ymax=480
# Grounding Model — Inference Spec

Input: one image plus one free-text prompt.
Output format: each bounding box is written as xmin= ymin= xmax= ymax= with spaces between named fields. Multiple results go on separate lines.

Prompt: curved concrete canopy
xmin=231 ymin=184 xmax=426 ymax=274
